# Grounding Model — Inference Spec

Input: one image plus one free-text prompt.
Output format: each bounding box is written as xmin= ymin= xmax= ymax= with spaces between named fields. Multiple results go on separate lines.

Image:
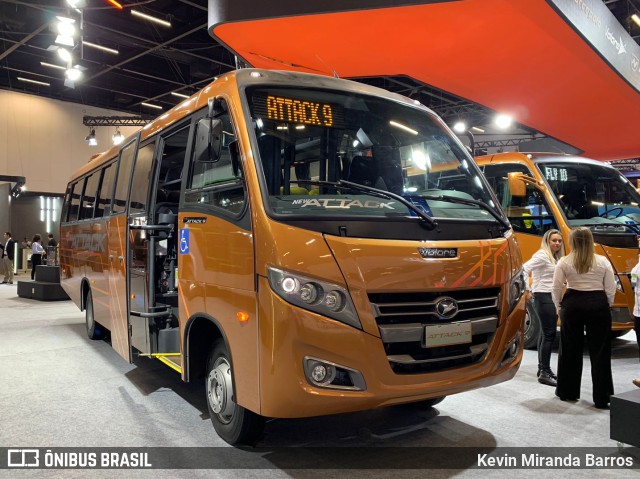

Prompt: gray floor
xmin=1 ymin=279 xmax=640 ymax=478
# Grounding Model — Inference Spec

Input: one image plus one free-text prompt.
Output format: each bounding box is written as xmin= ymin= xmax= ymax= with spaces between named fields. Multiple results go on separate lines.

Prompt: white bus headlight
xmin=268 ymin=266 xmax=361 ymax=329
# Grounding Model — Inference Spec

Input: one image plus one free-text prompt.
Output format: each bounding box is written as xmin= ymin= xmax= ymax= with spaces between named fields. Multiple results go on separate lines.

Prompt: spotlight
xmin=57 ymin=47 xmax=72 ymax=62
xmin=494 ymin=114 xmax=513 ymax=129
xmin=453 ymin=121 xmax=467 ymax=133
xmin=85 ymin=128 xmax=97 ymax=146
xmin=65 ymin=67 xmax=82 ymax=81
xmin=112 ymin=128 xmax=124 ymax=145
xmin=10 ymin=181 xmax=25 ymax=198
xmin=54 ymin=17 xmax=76 ymax=47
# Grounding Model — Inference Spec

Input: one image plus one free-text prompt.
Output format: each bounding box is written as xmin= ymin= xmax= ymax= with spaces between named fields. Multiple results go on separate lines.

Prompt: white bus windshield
xmin=539 ymin=161 xmax=640 ymax=230
xmin=246 ymin=87 xmax=502 ymax=224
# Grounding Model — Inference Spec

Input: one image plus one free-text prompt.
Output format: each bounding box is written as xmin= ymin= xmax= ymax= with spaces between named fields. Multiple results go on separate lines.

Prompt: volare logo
xmin=418 ymin=247 xmax=458 ymax=258
xmin=632 ymin=54 xmax=639 ymax=72
xmin=434 ymin=297 xmax=459 ymax=319
xmin=605 ymin=27 xmax=626 ymax=55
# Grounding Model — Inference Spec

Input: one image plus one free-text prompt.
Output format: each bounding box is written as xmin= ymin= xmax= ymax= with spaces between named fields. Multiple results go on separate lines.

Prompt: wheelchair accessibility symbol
xmin=179 ymin=228 xmax=189 ymax=254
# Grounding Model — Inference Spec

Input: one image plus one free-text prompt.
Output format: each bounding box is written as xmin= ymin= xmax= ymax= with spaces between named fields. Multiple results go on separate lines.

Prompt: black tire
xmin=419 ymin=396 xmax=445 ymax=408
xmin=85 ymin=289 xmax=105 ymax=340
xmin=206 ymin=339 xmax=265 ymax=445
xmin=523 ymin=299 xmax=541 ymax=350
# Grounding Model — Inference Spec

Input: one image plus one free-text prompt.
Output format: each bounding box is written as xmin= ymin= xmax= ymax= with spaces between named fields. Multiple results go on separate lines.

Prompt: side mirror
xmin=507 ymin=172 xmax=527 ymax=197
xmin=194 ymin=117 xmax=223 ymax=163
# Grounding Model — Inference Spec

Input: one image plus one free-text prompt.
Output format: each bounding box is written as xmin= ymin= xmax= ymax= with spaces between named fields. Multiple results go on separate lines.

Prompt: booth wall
xmin=0 ymin=89 xmax=141 ymax=195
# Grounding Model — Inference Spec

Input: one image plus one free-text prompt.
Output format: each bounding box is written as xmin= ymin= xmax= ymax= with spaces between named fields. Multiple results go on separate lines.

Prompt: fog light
xmin=303 ymin=357 xmax=366 ymax=391
xmin=306 ymin=360 xmax=336 ymax=386
xmin=311 ymin=364 xmax=327 ymax=382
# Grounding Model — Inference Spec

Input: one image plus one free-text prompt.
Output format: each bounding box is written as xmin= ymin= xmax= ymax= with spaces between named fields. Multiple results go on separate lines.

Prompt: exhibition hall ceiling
xmin=1 ymin=0 xmax=639 ymax=159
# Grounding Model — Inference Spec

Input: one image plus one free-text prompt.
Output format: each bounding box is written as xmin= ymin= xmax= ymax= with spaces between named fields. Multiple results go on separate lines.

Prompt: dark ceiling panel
xmin=0 ymin=0 xmax=235 ymax=115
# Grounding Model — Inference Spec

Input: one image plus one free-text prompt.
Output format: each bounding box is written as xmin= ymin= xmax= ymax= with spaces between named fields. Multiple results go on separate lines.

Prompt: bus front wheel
xmin=206 ymin=339 xmax=265 ymax=445
xmin=85 ymin=290 xmax=105 ymax=340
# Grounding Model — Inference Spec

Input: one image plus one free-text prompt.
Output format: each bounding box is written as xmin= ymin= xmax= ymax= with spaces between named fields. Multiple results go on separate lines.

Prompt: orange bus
xmin=59 ymin=69 xmax=525 ymax=444
xmin=477 ymin=152 xmax=637 ymax=348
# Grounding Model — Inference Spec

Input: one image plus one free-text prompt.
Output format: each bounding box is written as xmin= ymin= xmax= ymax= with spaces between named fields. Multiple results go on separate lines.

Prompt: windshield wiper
xmin=416 ymin=194 xmax=511 ymax=230
xmin=293 ymin=180 xmax=438 ymax=229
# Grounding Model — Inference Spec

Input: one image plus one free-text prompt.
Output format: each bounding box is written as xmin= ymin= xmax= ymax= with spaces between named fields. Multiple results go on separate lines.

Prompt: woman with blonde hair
xmin=523 ymin=229 xmax=564 ymax=386
xmin=552 ymin=227 xmax=616 ymax=408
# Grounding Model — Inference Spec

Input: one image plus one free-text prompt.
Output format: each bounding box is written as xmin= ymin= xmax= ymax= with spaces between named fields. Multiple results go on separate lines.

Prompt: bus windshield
xmin=245 ymin=86 xmax=501 ymax=223
xmin=538 ymin=161 xmax=640 ymax=229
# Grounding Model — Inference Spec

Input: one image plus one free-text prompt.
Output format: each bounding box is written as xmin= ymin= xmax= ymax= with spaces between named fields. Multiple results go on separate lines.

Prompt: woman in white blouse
xmin=523 ymin=229 xmax=564 ymax=387
xmin=552 ymin=227 xmax=616 ymax=409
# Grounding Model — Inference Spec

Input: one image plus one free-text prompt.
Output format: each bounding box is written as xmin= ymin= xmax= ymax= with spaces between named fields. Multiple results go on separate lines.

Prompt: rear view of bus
xmin=60 ymin=69 xmax=525 ymax=445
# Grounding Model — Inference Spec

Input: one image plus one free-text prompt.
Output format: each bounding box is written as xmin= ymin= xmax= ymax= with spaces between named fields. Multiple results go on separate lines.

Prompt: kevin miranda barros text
xmin=477 ymin=453 xmax=634 ymax=468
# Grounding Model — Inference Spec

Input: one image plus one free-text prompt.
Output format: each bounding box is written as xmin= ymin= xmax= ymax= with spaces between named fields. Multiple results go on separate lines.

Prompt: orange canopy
xmin=210 ymin=0 xmax=640 ymax=161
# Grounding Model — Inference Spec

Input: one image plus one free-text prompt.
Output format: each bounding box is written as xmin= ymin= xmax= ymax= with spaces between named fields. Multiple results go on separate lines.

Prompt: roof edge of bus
xmin=475 ymin=151 xmax=603 ymax=164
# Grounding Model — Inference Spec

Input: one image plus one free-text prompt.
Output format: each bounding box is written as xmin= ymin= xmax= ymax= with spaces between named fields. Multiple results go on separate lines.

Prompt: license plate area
xmin=423 ymin=321 xmax=472 ymax=348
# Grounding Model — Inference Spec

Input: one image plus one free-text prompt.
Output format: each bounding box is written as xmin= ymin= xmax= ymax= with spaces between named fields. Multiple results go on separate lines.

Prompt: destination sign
xmin=543 ymin=166 xmax=568 ymax=182
xmin=253 ymin=94 xmax=344 ymax=128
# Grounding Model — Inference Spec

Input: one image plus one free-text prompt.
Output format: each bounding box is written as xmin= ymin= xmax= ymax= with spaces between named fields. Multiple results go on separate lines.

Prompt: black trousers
xmin=556 ymin=289 xmax=613 ymax=405
xmin=533 ymin=292 xmax=557 ymax=372
xmin=31 ymin=253 xmax=42 ymax=280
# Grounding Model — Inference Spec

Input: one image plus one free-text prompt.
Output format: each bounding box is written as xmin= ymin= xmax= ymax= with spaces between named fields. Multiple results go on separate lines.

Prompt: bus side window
xmin=112 ymin=140 xmax=138 ymax=214
xmin=61 ymin=183 xmax=74 ymax=223
xmin=185 ymin=104 xmax=246 ymax=215
xmin=78 ymin=172 xmax=100 ymax=221
xmin=68 ymin=180 xmax=83 ymax=223
xmin=95 ymin=162 xmax=116 ymax=218
xmin=129 ymin=142 xmax=156 ymax=214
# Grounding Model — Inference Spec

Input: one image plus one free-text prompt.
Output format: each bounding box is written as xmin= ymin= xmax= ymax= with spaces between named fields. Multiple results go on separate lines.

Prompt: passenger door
xmin=108 ymin=137 xmax=139 ymax=362
xmin=127 ymin=141 xmax=156 ymax=355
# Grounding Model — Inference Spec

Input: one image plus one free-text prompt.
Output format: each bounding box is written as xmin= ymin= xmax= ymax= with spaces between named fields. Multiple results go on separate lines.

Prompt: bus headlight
xmin=508 ymin=269 xmax=526 ymax=314
xmin=268 ymin=266 xmax=361 ymax=329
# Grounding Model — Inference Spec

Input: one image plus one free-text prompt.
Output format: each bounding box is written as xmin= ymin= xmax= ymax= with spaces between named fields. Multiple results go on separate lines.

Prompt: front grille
xmin=369 ymin=288 xmax=500 ymax=374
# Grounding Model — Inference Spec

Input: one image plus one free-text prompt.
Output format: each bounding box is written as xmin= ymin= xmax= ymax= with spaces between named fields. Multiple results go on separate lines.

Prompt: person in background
xmin=523 ymin=229 xmax=564 ymax=386
xmin=31 ymin=234 xmax=45 ymax=281
xmin=2 ymin=232 xmax=16 ymax=284
xmin=21 ymin=237 xmax=31 ymax=248
xmin=47 ymin=233 xmax=58 ymax=248
xmin=552 ymin=227 xmax=616 ymax=409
